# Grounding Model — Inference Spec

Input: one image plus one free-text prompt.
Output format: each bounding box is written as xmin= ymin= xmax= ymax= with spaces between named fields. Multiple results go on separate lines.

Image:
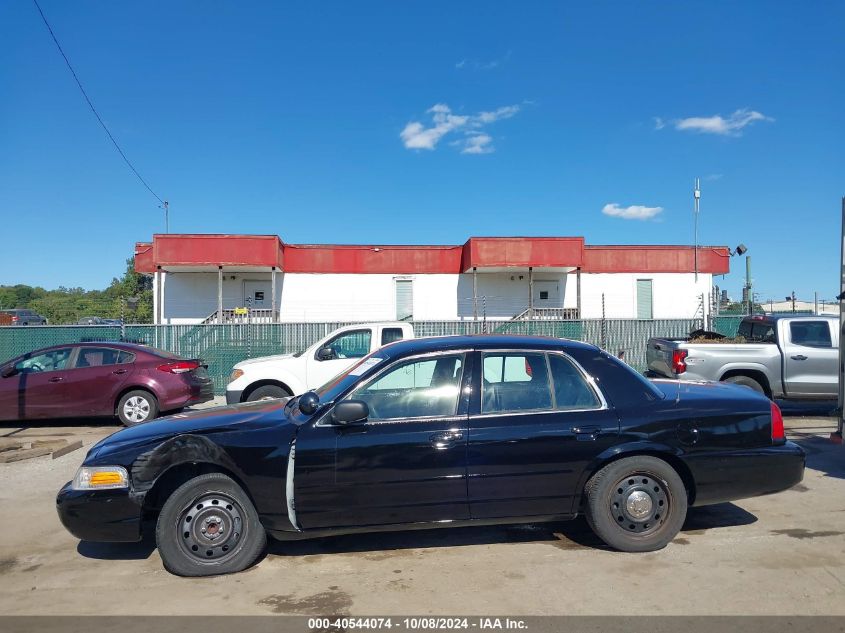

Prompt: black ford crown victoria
xmin=57 ymin=335 xmax=805 ymax=576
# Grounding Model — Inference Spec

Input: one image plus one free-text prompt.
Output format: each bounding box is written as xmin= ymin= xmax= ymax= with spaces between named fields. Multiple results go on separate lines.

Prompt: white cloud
xmin=653 ymin=117 xmax=666 ymax=130
xmin=602 ymin=203 xmax=663 ymax=221
xmin=461 ymin=134 xmax=493 ymax=154
xmin=664 ymin=109 xmax=773 ymax=136
xmin=400 ymin=103 xmax=520 ymax=153
xmin=455 ymin=52 xmax=510 ymax=71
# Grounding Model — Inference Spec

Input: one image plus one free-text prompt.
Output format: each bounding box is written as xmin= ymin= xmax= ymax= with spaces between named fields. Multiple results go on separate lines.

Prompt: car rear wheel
xmin=584 ymin=455 xmax=687 ymax=552
xmin=117 ymin=390 xmax=159 ymax=426
xmin=246 ymin=385 xmax=291 ymax=401
xmin=156 ymin=473 xmax=267 ymax=577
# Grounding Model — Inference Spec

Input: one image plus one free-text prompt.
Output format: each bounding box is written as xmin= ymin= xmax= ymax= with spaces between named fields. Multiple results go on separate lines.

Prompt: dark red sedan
xmin=0 ymin=343 xmax=214 ymax=426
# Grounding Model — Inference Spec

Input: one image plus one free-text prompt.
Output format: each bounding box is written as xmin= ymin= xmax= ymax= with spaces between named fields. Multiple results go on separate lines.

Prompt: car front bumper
xmin=225 ymin=389 xmax=244 ymax=405
xmin=56 ymin=481 xmax=144 ymax=543
xmin=684 ymin=440 xmax=806 ymax=507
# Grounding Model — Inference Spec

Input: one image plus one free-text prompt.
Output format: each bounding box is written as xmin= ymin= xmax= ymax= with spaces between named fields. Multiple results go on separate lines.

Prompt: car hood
xmin=234 ymin=353 xmax=298 ymax=368
xmin=88 ymin=399 xmax=291 ymax=459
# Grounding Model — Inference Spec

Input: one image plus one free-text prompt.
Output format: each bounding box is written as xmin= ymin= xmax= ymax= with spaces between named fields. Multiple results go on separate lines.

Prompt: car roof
xmin=18 ymin=342 xmax=162 ymax=355
xmin=378 ymin=334 xmax=598 ymax=359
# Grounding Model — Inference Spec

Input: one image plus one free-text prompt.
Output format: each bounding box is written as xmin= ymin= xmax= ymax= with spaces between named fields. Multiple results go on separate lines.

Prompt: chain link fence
xmin=1 ymin=317 xmax=706 ymax=394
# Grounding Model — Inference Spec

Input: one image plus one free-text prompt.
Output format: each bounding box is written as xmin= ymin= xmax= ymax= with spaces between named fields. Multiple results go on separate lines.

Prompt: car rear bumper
xmin=684 ymin=441 xmax=806 ymax=507
xmin=160 ymin=379 xmax=215 ymax=411
xmin=56 ymin=481 xmax=144 ymax=543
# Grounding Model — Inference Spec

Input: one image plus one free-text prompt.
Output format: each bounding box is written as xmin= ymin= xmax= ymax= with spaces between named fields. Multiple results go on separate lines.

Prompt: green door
xmin=636 ymin=279 xmax=653 ymax=319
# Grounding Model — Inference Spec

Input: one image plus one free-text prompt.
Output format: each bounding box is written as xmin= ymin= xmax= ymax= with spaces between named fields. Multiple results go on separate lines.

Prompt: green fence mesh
xmin=0 ymin=318 xmax=704 ymax=394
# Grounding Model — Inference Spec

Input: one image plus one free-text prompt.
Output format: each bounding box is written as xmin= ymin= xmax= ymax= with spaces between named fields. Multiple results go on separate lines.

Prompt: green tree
xmin=0 ymin=256 xmax=153 ymax=324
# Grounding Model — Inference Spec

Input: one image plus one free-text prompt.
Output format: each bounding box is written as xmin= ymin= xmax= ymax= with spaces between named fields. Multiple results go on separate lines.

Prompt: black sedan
xmin=57 ymin=335 xmax=805 ymax=576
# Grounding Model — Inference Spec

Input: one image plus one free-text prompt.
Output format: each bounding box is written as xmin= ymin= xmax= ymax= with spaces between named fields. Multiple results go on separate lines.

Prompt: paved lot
xmin=0 ymin=406 xmax=843 ymax=616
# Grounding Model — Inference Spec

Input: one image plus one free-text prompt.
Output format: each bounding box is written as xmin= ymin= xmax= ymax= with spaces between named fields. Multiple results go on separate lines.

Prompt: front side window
xmin=350 ymin=354 xmax=464 ymax=420
xmin=790 ymin=321 xmax=832 ymax=348
xmin=75 ymin=347 xmax=121 ymax=368
xmin=15 ymin=348 xmax=72 ymax=373
xmin=323 ymin=330 xmax=372 ymax=359
xmin=482 ymin=352 xmax=552 ymax=413
xmin=548 ymin=354 xmax=601 ymax=410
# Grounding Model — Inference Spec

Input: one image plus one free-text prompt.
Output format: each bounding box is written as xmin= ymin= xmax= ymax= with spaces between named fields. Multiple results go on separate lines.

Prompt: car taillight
xmin=671 ymin=349 xmax=688 ymax=374
xmin=157 ymin=360 xmax=200 ymax=374
xmin=10 ymin=316 xmax=18 ymax=322
xmin=770 ymin=401 xmax=785 ymax=443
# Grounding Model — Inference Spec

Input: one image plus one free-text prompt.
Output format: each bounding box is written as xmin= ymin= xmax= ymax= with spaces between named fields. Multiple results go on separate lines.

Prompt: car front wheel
xmin=117 ymin=390 xmax=159 ymax=426
xmin=156 ymin=473 xmax=267 ymax=577
xmin=584 ymin=455 xmax=687 ymax=552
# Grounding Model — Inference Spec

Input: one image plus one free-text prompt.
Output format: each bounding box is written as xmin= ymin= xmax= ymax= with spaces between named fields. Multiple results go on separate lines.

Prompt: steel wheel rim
xmin=123 ymin=396 xmax=150 ymax=422
xmin=177 ymin=492 xmax=245 ymax=563
xmin=609 ymin=472 xmax=669 ymax=535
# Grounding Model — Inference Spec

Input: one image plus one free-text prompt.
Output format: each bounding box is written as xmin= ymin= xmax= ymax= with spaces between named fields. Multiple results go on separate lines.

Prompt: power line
xmin=31 ymin=0 xmax=165 ymax=205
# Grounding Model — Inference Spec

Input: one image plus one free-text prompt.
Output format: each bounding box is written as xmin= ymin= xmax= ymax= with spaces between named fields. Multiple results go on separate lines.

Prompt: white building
xmin=134 ymin=234 xmax=730 ymax=324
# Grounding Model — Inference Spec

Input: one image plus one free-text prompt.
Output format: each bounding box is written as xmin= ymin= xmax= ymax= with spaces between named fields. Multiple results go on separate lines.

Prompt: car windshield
xmin=313 ymin=352 xmax=390 ymax=403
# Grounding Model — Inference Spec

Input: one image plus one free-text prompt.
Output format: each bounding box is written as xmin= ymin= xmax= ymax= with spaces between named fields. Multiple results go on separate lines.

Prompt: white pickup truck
xmin=225 ymin=322 xmax=415 ymax=403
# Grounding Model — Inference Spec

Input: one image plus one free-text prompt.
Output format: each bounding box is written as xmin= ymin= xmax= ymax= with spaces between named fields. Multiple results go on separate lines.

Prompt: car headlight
xmin=229 ymin=368 xmax=244 ymax=382
xmin=72 ymin=466 xmax=129 ymax=490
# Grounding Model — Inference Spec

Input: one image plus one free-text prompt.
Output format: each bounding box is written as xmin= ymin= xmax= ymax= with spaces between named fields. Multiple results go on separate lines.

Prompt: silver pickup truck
xmin=646 ymin=315 xmax=838 ymax=400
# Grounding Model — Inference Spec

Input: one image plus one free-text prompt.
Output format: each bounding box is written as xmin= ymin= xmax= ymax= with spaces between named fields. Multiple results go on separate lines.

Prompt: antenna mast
xmin=694 ymin=178 xmax=700 ymax=282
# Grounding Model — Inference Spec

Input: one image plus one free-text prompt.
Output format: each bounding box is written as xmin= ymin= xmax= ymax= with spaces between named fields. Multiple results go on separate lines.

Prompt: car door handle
xmin=572 ymin=425 xmax=601 ymax=441
xmin=791 ymin=355 xmax=808 ymax=361
xmin=112 ymin=369 xmax=128 ymax=375
xmin=430 ymin=430 xmax=463 ymax=449
xmin=48 ymin=376 xmax=64 ymax=383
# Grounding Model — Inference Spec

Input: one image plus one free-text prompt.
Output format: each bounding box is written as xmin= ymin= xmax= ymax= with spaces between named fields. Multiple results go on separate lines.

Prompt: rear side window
xmin=117 ymin=351 xmax=136 ymax=364
xmin=738 ymin=319 xmax=776 ymax=343
xmin=549 ymin=354 xmax=601 ymax=410
xmin=75 ymin=347 xmax=122 ymax=368
xmin=482 ymin=353 xmax=552 ymax=413
xmin=790 ymin=321 xmax=832 ymax=348
xmin=381 ymin=327 xmax=405 ymax=346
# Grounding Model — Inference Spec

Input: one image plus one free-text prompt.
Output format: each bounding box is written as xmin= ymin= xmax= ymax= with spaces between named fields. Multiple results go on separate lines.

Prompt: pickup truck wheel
xmin=246 ymin=385 xmax=291 ymax=401
xmin=722 ymin=375 xmax=765 ymax=395
xmin=585 ymin=456 xmax=687 ymax=553
xmin=156 ymin=473 xmax=267 ymax=577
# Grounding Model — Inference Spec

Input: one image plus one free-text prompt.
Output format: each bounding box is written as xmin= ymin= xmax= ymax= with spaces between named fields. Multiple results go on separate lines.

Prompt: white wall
xmin=157 ymin=270 xmax=712 ymax=323
xmin=579 ymin=272 xmax=712 ymax=319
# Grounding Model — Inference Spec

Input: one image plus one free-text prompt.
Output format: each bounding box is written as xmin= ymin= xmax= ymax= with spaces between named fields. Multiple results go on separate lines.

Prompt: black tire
xmin=155 ymin=473 xmax=267 ymax=577
xmin=584 ymin=455 xmax=687 ymax=553
xmin=246 ymin=384 xmax=291 ymax=402
xmin=722 ymin=375 xmax=766 ymax=395
xmin=116 ymin=389 xmax=159 ymax=426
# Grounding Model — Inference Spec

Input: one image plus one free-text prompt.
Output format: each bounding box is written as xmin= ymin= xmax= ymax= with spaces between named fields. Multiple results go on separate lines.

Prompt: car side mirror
xmin=332 ymin=400 xmax=369 ymax=425
xmin=298 ymin=391 xmax=320 ymax=415
xmin=317 ymin=347 xmax=336 ymax=361
xmin=1 ymin=365 xmax=16 ymax=378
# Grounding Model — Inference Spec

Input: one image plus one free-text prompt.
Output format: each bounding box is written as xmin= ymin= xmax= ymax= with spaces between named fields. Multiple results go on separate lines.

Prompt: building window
xmin=636 ymin=279 xmax=653 ymax=319
xmin=395 ymin=279 xmax=413 ymax=321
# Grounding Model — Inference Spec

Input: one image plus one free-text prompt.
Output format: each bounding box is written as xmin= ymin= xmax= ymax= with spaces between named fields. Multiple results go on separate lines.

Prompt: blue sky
xmin=1 ymin=1 xmax=843 ymax=302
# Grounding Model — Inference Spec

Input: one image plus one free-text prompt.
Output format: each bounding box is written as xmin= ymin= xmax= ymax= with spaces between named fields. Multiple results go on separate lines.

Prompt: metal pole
xmin=472 ymin=267 xmax=478 ymax=321
xmin=694 ymin=178 xmax=700 ymax=282
xmin=528 ymin=267 xmax=534 ymax=320
xmin=163 ymin=200 xmax=169 ymax=234
xmin=745 ymin=256 xmax=752 ymax=314
xmin=576 ymin=267 xmax=582 ymax=319
xmin=837 ymin=196 xmax=845 ymax=442
xmin=271 ymin=266 xmax=277 ymax=323
xmin=217 ymin=266 xmax=224 ymax=325
xmin=814 ymin=291 xmax=818 ymax=316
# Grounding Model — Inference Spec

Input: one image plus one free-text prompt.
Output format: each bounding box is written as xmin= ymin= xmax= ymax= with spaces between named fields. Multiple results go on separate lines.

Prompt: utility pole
xmin=163 ymin=200 xmax=169 ymax=233
xmin=837 ymin=196 xmax=844 ymax=443
xmin=693 ymin=178 xmax=700 ymax=283
xmin=745 ymin=256 xmax=752 ymax=314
